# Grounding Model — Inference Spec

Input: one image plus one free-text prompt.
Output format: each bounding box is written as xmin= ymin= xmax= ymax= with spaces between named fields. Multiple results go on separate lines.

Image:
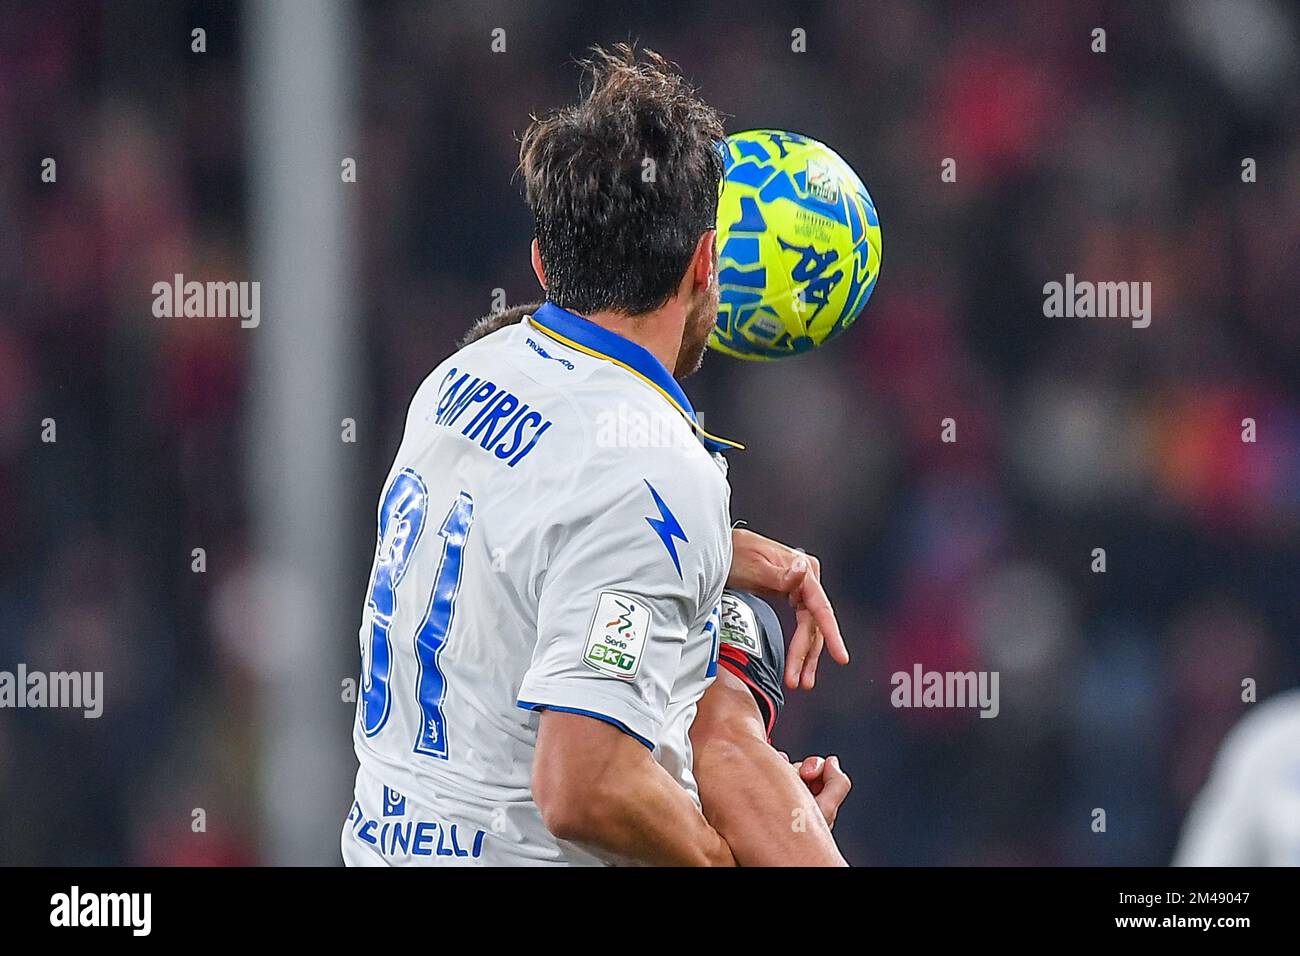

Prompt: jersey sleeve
xmin=715 ymin=590 xmax=787 ymax=741
xmin=517 ymin=461 xmax=730 ymax=751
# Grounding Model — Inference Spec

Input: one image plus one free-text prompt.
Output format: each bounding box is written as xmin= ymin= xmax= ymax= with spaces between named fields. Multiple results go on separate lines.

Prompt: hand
xmin=785 ymin=754 xmax=852 ymax=830
xmin=727 ymin=528 xmax=848 ymax=689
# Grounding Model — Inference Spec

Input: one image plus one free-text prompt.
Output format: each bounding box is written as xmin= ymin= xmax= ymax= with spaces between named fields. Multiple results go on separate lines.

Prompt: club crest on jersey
xmin=383 ymin=786 xmax=407 ymax=817
xmin=583 ymin=591 xmax=650 ymax=680
xmin=719 ymin=593 xmax=762 ymax=658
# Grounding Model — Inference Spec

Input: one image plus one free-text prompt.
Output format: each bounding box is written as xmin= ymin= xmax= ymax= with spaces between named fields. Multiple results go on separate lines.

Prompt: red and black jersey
xmin=716 ymin=590 xmax=786 ymax=741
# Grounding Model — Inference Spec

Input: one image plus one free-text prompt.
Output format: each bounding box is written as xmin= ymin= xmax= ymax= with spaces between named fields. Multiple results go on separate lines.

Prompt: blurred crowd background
xmin=2 ymin=0 xmax=1297 ymax=865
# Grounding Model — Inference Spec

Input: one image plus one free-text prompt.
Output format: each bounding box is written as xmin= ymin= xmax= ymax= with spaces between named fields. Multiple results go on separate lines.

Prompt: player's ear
xmin=691 ymin=229 xmax=716 ymax=292
xmin=530 ymin=239 xmax=548 ymax=290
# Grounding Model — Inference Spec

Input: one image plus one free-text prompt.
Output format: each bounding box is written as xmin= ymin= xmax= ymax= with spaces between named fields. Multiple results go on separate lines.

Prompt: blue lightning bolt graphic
xmin=643 ymin=479 xmax=688 ymax=578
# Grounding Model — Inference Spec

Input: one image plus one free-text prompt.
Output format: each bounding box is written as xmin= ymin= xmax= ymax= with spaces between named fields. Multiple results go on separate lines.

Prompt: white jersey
xmin=1174 ymin=690 xmax=1300 ymax=866
xmin=342 ymin=302 xmax=734 ymax=866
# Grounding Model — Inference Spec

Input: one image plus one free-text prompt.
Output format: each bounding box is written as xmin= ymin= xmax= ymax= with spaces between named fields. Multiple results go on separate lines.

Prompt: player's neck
xmin=583 ymin=307 xmax=684 ymax=376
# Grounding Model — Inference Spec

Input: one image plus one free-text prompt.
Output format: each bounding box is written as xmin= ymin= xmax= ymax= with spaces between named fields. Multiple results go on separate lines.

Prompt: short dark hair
xmin=519 ymin=44 xmax=724 ymax=317
xmin=458 ymin=302 xmax=541 ymax=348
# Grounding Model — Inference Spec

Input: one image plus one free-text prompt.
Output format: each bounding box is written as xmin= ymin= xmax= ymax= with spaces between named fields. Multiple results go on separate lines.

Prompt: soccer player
xmin=342 ymin=45 xmax=847 ymax=866
xmin=459 ymin=306 xmax=852 ymax=865
xmin=693 ymin=590 xmax=852 ymax=863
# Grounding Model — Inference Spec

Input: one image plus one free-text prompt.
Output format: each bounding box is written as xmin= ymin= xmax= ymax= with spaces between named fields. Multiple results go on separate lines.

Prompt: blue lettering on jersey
xmin=525 ymin=336 xmax=575 ymax=370
xmin=433 ymin=367 xmax=552 ymax=466
xmin=703 ymin=602 xmax=721 ymax=678
xmin=349 ymin=801 xmax=486 ymax=860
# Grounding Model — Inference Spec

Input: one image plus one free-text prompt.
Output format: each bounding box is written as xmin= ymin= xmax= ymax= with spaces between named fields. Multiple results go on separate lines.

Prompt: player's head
xmin=458 ymin=302 xmax=542 ymax=349
xmin=519 ymin=43 xmax=723 ymax=379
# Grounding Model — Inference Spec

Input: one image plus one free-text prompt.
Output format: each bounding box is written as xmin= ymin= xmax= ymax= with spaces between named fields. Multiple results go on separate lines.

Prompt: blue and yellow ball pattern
xmin=711 ymin=129 xmax=882 ymax=360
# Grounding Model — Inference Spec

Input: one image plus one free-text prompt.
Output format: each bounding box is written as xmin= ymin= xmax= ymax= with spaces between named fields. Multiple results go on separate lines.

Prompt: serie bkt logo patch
xmin=719 ymin=593 xmax=762 ymax=658
xmin=583 ymin=591 xmax=651 ymax=680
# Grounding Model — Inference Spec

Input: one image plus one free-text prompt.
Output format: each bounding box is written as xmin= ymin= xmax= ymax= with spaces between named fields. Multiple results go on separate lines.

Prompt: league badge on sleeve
xmin=583 ymin=591 xmax=651 ymax=680
xmin=719 ymin=592 xmax=762 ymax=658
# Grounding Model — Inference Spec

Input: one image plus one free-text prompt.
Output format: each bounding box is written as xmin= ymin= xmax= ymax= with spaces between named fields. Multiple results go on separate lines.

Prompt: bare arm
xmin=728 ymin=529 xmax=848 ymax=689
xmin=690 ymin=668 xmax=848 ymax=866
xmin=532 ymin=709 xmax=736 ymax=867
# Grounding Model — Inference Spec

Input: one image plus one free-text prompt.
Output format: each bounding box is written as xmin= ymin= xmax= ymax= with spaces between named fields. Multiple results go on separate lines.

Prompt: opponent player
xmin=342 ymin=45 xmax=846 ymax=866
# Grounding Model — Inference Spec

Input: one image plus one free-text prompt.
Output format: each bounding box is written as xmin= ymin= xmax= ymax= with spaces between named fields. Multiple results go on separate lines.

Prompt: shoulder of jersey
xmin=504 ymin=317 xmax=720 ymax=465
xmin=418 ymin=316 xmax=729 ymax=488
xmin=469 ymin=317 xmax=600 ymax=384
